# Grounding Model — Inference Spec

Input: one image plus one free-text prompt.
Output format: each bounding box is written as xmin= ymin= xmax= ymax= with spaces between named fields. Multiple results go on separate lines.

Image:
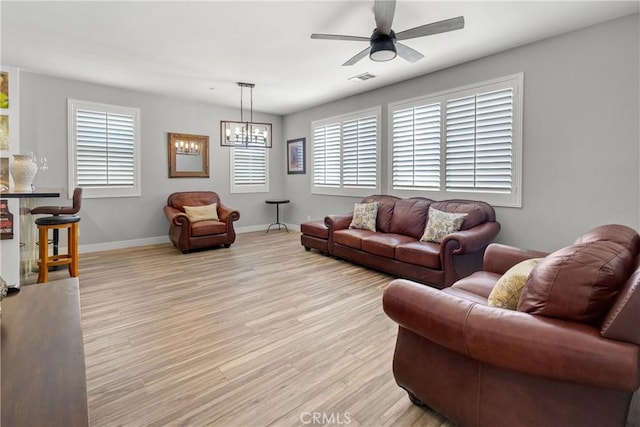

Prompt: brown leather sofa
xmin=383 ymin=224 xmax=640 ymax=427
xmin=316 ymin=195 xmax=500 ymax=288
xmin=164 ymin=191 xmax=240 ymax=253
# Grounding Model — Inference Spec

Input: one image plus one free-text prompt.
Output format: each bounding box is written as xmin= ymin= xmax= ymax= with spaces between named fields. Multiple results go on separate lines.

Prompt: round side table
xmin=265 ymin=199 xmax=290 ymax=233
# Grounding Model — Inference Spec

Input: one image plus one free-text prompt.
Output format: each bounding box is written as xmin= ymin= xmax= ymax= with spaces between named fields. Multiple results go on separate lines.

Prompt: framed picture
xmin=0 ymin=157 xmax=8 ymax=190
xmin=0 ymin=115 xmax=8 ymax=151
xmin=287 ymin=138 xmax=305 ymax=175
xmin=168 ymin=133 xmax=209 ymax=178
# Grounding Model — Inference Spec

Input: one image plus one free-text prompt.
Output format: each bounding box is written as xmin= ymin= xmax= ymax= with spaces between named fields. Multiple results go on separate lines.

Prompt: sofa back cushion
xmin=574 ymin=223 xmax=640 ymax=253
xmin=168 ymin=191 xmax=220 ymax=212
xmin=430 ymin=200 xmax=489 ymax=230
xmin=517 ymin=239 xmax=636 ymax=325
xmin=362 ymin=195 xmax=399 ymax=233
xmin=388 ymin=198 xmax=432 ymax=239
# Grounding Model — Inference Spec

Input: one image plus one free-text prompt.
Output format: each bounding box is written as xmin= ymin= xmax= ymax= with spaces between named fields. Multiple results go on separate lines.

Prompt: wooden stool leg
xmin=37 ymin=225 xmax=49 ymax=283
xmin=68 ymin=222 xmax=79 ymax=277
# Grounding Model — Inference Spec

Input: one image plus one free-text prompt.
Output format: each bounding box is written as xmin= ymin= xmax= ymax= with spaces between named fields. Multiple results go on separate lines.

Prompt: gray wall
xmin=20 ymin=74 xmax=285 ymax=248
xmin=282 ymin=14 xmax=640 ymax=252
xmin=18 ymin=13 xmax=640 ymax=253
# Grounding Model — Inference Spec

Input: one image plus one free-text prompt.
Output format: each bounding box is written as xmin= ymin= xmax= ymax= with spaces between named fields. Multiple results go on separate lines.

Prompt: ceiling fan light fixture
xmin=369 ymin=32 xmax=397 ymax=62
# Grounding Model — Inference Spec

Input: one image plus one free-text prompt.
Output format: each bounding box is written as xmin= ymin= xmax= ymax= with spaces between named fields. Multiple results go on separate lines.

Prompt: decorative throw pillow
xmin=349 ymin=202 xmax=378 ymax=232
xmin=183 ymin=203 xmax=219 ymax=222
xmin=420 ymin=208 xmax=467 ymax=243
xmin=488 ymin=258 xmax=543 ymax=310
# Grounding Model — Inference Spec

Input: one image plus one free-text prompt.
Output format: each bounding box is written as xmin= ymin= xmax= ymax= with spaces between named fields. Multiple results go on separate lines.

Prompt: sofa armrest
xmin=217 ymin=203 xmax=240 ymax=224
xmin=383 ymin=279 xmax=640 ymax=392
xmin=441 ymin=222 xmax=501 ymax=255
xmin=163 ymin=205 xmax=189 ymax=227
xmin=325 ymin=213 xmax=352 ymax=231
xmin=483 ymin=243 xmax=549 ymax=275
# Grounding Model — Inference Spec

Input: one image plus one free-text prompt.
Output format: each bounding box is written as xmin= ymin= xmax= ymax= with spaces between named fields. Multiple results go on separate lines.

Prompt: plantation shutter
xmin=232 ymin=145 xmax=266 ymax=185
xmin=343 ymin=115 xmax=377 ymax=188
xmin=392 ymin=103 xmax=441 ymax=190
xmin=445 ymin=88 xmax=513 ymax=192
xmin=313 ymin=123 xmax=341 ymax=187
xmin=75 ymin=109 xmax=135 ymax=187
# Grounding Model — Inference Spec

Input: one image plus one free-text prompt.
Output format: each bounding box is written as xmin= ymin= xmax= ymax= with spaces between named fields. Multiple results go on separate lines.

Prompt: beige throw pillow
xmin=488 ymin=258 xmax=543 ymax=310
xmin=420 ymin=208 xmax=467 ymax=243
xmin=183 ymin=203 xmax=219 ymax=222
xmin=349 ymin=202 xmax=378 ymax=232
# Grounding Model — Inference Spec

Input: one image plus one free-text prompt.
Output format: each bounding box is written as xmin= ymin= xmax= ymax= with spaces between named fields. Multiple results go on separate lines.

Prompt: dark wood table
xmin=1 ymin=278 xmax=89 ymax=426
xmin=0 ymin=187 xmax=61 ymax=199
xmin=0 ymin=187 xmax=61 ymax=285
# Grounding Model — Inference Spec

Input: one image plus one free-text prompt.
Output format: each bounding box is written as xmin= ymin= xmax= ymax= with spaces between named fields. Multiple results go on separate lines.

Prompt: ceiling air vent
xmin=348 ymin=72 xmax=376 ymax=82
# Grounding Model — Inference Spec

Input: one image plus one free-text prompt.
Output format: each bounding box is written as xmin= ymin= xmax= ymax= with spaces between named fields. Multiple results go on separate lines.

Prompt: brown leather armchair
xmin=383 ymin=224 xmax=640 ymax=427
xmin=164 ymin=191 xmax=240 ymax=253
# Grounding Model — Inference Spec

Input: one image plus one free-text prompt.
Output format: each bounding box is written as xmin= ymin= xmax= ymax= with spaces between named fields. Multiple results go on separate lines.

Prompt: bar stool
xmin=31 ymin=187 xmax=82 ymax=283
xmin=30 ymin=187 xmax=82 ymax=261
xmin=35 ymin=215 xmax=80 ymax=283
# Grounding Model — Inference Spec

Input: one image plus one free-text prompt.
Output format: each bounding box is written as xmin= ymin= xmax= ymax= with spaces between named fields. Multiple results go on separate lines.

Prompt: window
xmin=68 ymin=99 xmax=141 ymax=198
xmin=312 ymin=107 xmax=381 ymax=197
xmin=230 ymin=145 xmax=269 ymax=193
xmin=389 ymin=74 xmax=522 ymax=207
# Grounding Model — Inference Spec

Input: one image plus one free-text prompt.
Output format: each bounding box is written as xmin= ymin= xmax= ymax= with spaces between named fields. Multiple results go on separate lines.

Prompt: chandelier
xmin=221 ymin=82 xmax=272 ymax=148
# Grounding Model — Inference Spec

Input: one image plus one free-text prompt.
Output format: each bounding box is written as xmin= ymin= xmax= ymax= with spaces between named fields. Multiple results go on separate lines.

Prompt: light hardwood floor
xmin=41 ymin=231 xmax=454 ymax=427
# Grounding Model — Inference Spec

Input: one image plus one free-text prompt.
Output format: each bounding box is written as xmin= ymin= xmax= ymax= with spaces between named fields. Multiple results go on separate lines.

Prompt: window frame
xmin=67 ymin=98 xmax=141 ymax=198
xmin=387 ymin=73 xmax=523 ymax=207
xmin=229 ymin=144 xmax=270 ymax=194
xmin=311 ymin=106 xmax=381 ymax=197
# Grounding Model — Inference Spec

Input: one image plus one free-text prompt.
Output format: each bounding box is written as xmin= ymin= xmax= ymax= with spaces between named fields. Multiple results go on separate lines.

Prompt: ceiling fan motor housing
xmin=370 ymin=29 xmax=397 ymax=62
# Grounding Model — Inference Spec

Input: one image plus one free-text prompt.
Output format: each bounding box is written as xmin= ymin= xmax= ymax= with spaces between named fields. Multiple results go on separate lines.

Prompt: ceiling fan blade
xmin=396 ymin=43 xmax=424 ymax=63
xmin=311 ymin=34 xmax=370 ymax=42
xmin=343 ymin=47 xmax=371 ymax=66
xmin=373 ymin=0 xmax=396 ymax=35
xmin=396 ymin=16 xmax=465 ymax=41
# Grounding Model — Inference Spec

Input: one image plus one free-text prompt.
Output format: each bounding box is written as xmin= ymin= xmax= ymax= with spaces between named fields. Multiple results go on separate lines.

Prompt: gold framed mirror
xmin=168 ymin=133 xmax=209 ymax=178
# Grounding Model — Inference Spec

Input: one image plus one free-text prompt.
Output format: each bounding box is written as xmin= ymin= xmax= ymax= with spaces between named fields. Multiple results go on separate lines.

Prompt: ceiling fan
xmin=310 ymin=0 xmax=464 ymax=66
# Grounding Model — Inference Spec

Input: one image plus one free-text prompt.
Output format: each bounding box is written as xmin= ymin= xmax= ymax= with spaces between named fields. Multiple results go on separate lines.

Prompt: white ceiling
xmin=1 ymin=1 xmax=638 ymax=115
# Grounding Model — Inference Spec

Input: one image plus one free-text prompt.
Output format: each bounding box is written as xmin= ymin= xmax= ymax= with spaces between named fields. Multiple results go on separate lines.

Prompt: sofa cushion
xmin=184 ymin=203 xmax=219 ymax=222
xmin=421 ymin=208 xmax=467 ymax=243
xmin=431 ymin=201 xmax=487 ymax=230
xmin=452 ymin=271 xmax=502 ymax=299
xmin=191 ymin=220 xmax=226 ymax=237
xmin=300 ymin=220 xmax=328 ymax=239
xmin=349 ymin=202 xmax=378 ymax=231
xmin=362 ymin=195 xmax=398 ymax=233
xmin=517 ymin=241 xmax=635 ymax=325
xmin=488 ymin=258 xmax=542 ymax=310
xmin=388 ymin=198 xmax=431 ymax=239
xmin=334 ymin=229 xmax=373 ymax=250
xmin=573 ymin=223 xmax=640 ymax=254
xmin=395 ymin=241 xmax=441 ymax=269
xmin=361 ymin=233 xmax=416 ymax=259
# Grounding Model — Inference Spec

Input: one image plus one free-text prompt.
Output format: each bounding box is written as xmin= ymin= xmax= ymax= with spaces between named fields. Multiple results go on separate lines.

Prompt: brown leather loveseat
xmin=164 ymin=191 xmax=240 ymax=253
xmin=383 ymin=224 xmax=640 ymax=426
xmin=318 ymin=195 xmax=500 ymax=288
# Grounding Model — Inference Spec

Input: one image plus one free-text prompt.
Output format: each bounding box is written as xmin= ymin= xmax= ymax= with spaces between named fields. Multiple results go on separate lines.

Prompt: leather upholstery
xmin=383 ymin=224 xmax=640 ymax=426
xmin=30 ymin=187 xmax=83 ymax=215
xmin=300 ymin=220 xmax=330 ymax=254
xmin=163 ymin=191 xmax=239 ymax=253
xmin=318 ymin=195 xmax=500 ymax=288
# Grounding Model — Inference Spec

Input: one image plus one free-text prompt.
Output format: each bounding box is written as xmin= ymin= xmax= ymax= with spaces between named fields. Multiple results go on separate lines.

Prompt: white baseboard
xmin=77 ymin=223 xmax=301 ymax=254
